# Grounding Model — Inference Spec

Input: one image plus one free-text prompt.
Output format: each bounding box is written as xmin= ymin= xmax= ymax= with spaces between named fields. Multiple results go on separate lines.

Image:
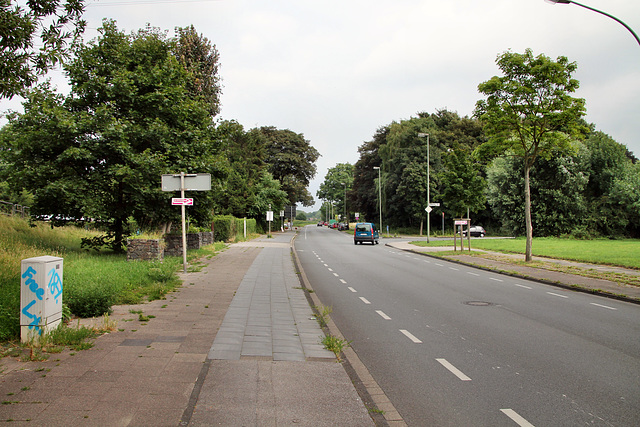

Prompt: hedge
xmin=213 ymin=215 xmax=257 ymax=242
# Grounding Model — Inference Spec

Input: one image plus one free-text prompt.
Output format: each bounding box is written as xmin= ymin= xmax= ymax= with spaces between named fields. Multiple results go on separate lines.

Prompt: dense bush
xmin=65 ymin=286 xmax=114 ymax=318
xmin=213 ymin=215 xmax=257 ymax=242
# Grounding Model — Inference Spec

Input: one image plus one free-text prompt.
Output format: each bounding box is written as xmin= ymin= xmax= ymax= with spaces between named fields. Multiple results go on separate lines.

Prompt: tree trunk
xmin=524 ymin=161 xmax=533 ymax=262
xmin=419 ymin=218 xmax=423 ymax=236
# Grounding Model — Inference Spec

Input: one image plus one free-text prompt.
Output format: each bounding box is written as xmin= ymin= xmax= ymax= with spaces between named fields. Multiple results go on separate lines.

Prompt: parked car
xmin=462 ymin=226 xmax=486 ymax=237
xmin=354 ymin=222 xmax=379 ymax=245
xmin=338 ymin=222 xmax=349 ymax=231
xmin=317 ymin=221 xmax=323 ymax=226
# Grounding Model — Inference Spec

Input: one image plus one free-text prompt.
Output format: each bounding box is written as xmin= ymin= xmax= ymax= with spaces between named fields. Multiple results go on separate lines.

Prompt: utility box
xmin=20 ymin=256 xmax=64 ymax=342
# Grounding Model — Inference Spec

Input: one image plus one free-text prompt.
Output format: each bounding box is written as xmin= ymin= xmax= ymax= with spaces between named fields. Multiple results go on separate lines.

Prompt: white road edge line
xmin=376 ymin=310 xmax=392 ymax=320
xmin=500 ymin=409 xmax=535 ymax=427
xmin=348 ymin=287 xmax=357 ymax=293
xmin=590 ymin=302 xmax=617 ymax=310
xmin=359 ymin=297 xmax=371 ymax=304
xmin=436 ymin=358 xmax=472 ymax=381
xmin=400 ymin=329 xmax=422 ymax=343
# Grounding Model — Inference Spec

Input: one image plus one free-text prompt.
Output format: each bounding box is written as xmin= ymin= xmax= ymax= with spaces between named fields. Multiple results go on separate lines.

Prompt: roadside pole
xmin=162 ymin=173 xmax=211 ymax=273
xmin=180 ymin=172 xmax=187 ymax=273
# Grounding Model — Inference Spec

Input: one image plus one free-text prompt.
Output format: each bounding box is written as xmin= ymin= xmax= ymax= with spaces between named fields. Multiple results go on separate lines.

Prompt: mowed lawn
xmin=410 ymin=237 xmax=640 ymax=269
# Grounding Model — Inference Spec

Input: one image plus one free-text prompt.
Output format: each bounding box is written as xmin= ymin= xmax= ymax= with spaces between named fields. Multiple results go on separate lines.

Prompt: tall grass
xmin=0 ymin=216 xmax=195 ymax=342
xmin=410 ymin=237 xmax=640 ymax=269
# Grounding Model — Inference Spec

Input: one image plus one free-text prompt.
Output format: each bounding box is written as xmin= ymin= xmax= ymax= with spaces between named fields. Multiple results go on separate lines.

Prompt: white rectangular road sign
xmin=172 ymin=198 xmax=193 ymax=206
xmin=162 ymin=174 xmax=211 ymax=192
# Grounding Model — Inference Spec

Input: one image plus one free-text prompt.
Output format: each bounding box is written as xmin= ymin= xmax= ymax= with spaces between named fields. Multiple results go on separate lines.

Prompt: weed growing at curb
xmin=321 ymin=334 xmax=352 ymax=362
xmin=312 ymin=305 xmax=332 ymax=328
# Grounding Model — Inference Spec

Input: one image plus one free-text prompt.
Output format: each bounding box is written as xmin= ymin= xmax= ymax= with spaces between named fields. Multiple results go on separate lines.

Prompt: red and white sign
xmin=172 ymin=198 xmax=193 ymax=206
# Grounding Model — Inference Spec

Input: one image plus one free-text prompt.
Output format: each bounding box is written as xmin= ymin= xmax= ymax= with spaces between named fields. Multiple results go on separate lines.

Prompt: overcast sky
xmin=3 ymin=0 xmax=639 ymax=211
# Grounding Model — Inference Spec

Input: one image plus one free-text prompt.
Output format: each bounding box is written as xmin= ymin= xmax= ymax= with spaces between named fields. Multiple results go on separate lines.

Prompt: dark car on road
xmin=462 ymin=226 xmax=486 ymax=237
xmin=354 ymin=222 xmax=379 ymax=245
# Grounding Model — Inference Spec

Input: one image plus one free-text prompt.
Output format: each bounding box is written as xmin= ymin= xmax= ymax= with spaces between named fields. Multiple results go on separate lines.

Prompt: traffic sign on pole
xmin=171 ymin=198 xmax=193 ymax=206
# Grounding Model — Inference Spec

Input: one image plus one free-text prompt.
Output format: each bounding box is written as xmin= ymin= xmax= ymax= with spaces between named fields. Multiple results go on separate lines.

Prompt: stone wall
xmin=164 ymin=234 xmax=183 ymax=257
xmin=201 ymin=231 xmax=214 ymax=246
xmin=127 ymin=239 xmax=164 ymax=261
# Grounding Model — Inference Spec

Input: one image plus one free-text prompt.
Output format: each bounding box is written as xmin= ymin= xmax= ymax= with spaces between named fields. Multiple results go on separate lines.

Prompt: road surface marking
xmin=348 ymin=287 xmax=357 ymax=293
xmin=500 ymin=409 xmax=535 ymax=427
xmin=515 ymin=284 xmax=532 ymax=289
xmin=449 ymin=267 xmax=459 ymax=271
xmin=333 ymin=273 xmax=339 ymax=277
xmin=489 ymin=277 xmax=503 ymax=282
xmin=590 ymin=303 xmax=617 ymax=310
xmin=424 ymin=260 xmax=431 ymax=263
xmin=359 ymin=297 xmax=371 ymax=304
xmin=436 ymin=358 xmax=472 ymax=381
xmin=435 ymin=263 xmax=444 ymax=267
xmin=376 ymin=310 xmax=392 ymax=320
xmin=547 ymin=292 xmax=568 ymax=299
xmin=467 ymin=272 xmax=479 ymax=276
xmin=400 ymin=330 xmax=422 ymax=343
xmin=327 ymin=268 xmax=333 ymax=271
xmin=339 ymin=279 xmax=347 ymax=284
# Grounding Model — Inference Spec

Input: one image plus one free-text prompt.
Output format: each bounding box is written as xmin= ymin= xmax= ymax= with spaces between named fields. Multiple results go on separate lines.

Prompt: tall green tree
xmin=173 ymin=25 xmax=221 ymax=117
xmin=317 ymin=163 xmax=353 ymax=221
xmin=352 ymin=126 xmax=386 ymax=223
xmin=257 ymin=126 xmax=320 ymax=207
xmin=1 ymin=21 xmax=222 ymax=251
xmin=584 ymin=131 xmax=640 ymax=236
xmin=0 ymin=0 xmax=86 ymax=98
xmin=474 ymin=49 xmax=586 ymax=261
xmin=440 ymin=148 xmax=486 ymax=219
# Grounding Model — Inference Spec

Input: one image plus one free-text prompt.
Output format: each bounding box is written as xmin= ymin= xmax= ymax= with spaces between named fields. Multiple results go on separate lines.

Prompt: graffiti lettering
xmin=21 ymin=266 xmax=44 ymax=300
xmin=47 ymin=267 xmax=63 ymax=304
xmin=21 ymin=300 xmax=42 ymax=332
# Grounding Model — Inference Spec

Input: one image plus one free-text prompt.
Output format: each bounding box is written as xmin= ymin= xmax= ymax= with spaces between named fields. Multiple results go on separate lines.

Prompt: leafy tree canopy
xmin=474 ymin=49 xmax=586 ymax=260
xmin=0 ymin=0 xmax=86 ymax=98
xmin=0 ymin=20 xmax=222 ymax=251
xmin=257 ymin=126 xmax=320 ymax=207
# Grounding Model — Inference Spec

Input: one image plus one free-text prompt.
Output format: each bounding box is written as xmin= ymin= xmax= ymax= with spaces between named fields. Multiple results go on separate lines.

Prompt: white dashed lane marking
xmin=376 ymin=310 xmax=392 ymax=320
xmin=436 ymin=358 xmax=472 ymax=381
xmin=359 ymin=297 xmax=371 ymax=304
xmin=400 ymin=329 xmax=422 ymax=343
xmin=500 ymin=409 xmax=535 ymax=427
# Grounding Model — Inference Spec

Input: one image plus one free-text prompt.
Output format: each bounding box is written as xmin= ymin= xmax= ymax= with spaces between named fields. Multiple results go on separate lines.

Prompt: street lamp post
xmin=373 ymin=166 xmax=382 ymax=234
xmin=417 ymin=133 xmax=430 ymax=243
xmin=342 ymin=182 xmax=347 ymax=223
xmin=546 ymin=0 xmax=640 ymax=47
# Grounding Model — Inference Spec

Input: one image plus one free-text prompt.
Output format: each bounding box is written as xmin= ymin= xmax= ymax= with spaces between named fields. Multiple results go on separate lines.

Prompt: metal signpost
xmin=453 ymin=218 xmax=471 ymax=252
xmin=161 ymin=173 xmax=211 ymax=272
xmin=266 ymin=205 xmax=273 ymax=238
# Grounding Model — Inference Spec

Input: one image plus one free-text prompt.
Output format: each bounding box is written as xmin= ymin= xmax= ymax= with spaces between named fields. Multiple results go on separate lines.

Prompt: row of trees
xmin=0 ymin=19 xmax=320 ymax=251
xmin=319 ymin=50 xmax=640 ymax=256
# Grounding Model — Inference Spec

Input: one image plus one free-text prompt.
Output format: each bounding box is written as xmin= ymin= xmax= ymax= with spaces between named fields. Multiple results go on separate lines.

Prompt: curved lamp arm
xmin=546 ymin=0 xmax=640 ymax=47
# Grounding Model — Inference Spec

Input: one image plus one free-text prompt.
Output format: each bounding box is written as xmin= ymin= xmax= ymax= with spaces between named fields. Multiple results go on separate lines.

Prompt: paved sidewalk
xmin=0 ymin=233 xmax=373 ymax=426
xmin=386 ymin=241 xmax=640 ymax=303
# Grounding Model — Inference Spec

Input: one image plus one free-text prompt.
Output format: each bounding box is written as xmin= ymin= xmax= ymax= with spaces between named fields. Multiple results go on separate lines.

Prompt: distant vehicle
xmin=338 ymin=222 xmax=349 ymax=231
xmin=317 ymin=222 xmax=323 ymax=226
xmin=354 ymin=222 xmax=379 ymax=245
xmin=462 ymin=226 xmax=486 ymax=237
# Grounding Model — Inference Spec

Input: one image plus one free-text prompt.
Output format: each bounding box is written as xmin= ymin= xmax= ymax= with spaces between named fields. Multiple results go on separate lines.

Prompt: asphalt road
xmin=294 ymin=225 xmax=640 ymax=426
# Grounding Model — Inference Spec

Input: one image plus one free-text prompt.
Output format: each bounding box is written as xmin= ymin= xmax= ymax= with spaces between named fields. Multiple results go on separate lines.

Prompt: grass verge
xmin=409 ymin=237 xmax=640 ymax=269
